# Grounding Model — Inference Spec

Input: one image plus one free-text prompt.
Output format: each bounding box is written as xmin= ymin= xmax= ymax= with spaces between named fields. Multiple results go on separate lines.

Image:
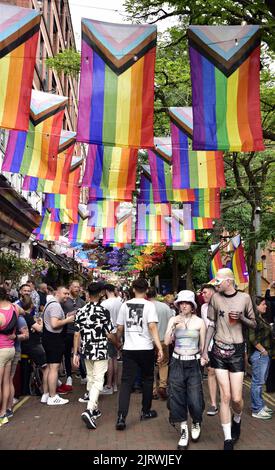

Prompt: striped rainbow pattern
xmin=192 ymin=189 xmax=220 ymax=218
xmin=0 ymin=5 xmax=40 ymax=131
xmin=87 ymin=200 xmax=118 ymax=228
xmin=50 ymin=208 xmax=78 ymax=224
xmin=34 ymin=210 xmax=61 ymax=241
xmin=231 ymin=243 xmax=249 ymax=284
xmin=83 ymin=144 xmax=137 ymax=199
xmin=69 ymin=216 xmax=96 ymax=244
xmin=188 ymin=25 xmax=264 ymax=151
xmin=169 ymin=107 xmax=225 ymax=189
xmin=77 ymin=19 xmax=156 ymax=148
xmin=44 ymin=164 xmax=80 ymax=212
xmin=192 ymin=217 xmax=214 ymax=229
xmin=209 ymin=249 xmax=223 ymax=279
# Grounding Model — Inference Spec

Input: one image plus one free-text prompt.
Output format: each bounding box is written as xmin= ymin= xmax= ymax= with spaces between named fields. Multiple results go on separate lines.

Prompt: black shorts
xmin=211 ymin=342 xmax=245 ymax=373
xmin=107 ymin=342 xmax=118 ymax=359
xmin=29 ymin=344 xmax=47 ymax=367
xmin=207 ymin=350 xmax=215 ymax=369
xmin=42 ymin=331 xmax=65 ymax=364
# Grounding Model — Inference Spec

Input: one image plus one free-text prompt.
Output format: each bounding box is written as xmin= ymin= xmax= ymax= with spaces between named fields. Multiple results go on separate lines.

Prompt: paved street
xmin=1 ymin=372 xmax=275 ymax=451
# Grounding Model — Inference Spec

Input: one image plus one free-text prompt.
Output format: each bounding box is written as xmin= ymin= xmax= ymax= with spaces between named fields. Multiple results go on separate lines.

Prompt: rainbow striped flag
xmin=231 ymin=235 xmax=249 ymax=284
xmin=87 ymin=200 xmax=118 ymax=228
xmin=148 ymin=141 xmax=195 ymax=203
xmin=22 ymin=130 xmax=76 ymax=193
xmin=209 ymin=247 xmax=223 ymax=279
xmin=103 ymin=215 xmax=132 ymax=245
xmin=192 ymin=217 xmax=214 ymax=230
xmin=2 ymin=90 xmax=67 ymax=178
xmin=188 ymin=25 xmax=264 ymax=151
xmin=192 ymin=189 xmax=220 ymax=218
xmin=34 ymin=210 xmax=61 ymax=241
xmin=83 ymin=144 xmax=137 ymax=198
xmin=0 ymin=4 xmax=40 ymax=131
xmin=171 ymin=215 xmax=196 ymax=244
xmin=69 ymin=216 xmax=96 ymax=244
xmin=169 ymin=107 xmax=225 ymax=189
xmin=44 ymin=165 xmax=81 ymax=212
xmin=77 ymin=19 xmax=156 ymax=148
xmin=50 ymin=208 xmax=78 ymax=224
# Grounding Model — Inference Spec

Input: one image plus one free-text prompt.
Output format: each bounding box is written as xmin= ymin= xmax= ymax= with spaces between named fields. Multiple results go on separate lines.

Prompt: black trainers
xmin=93 ymin=409 xmax=102 ymax=419
xmin=224 ymin=439 xmax=234 ymax=450
xmin=231 ymin=418 xmax=241 ymax=442
xmin=116 ymin=415 xmax=126 ymax=430
xmin=140 ymin=409 xmax=158 ymax=420
xmin=81 ymin=410 xmax=96 ymax=429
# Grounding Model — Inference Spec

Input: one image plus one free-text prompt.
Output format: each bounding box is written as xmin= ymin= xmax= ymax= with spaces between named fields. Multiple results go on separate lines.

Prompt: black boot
xmin=231 ymin=418 xmax=241 ymax=442
xmin=116 ymin=414 xmax=126 ymax=430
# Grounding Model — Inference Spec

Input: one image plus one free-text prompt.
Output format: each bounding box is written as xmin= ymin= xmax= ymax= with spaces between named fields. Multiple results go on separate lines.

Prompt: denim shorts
xmin=211 ymin=342 xmax=245 ymax=373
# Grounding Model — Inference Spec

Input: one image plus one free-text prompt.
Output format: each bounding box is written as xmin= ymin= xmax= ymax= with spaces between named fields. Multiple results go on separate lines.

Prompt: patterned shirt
xmin=248 ymin=314 xmax=274 ymax=356
xmin=74 ymin=302 xmax=114 ymax=360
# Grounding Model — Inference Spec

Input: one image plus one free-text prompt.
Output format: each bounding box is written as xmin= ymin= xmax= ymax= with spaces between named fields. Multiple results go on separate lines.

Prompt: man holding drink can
xmin=201 ymin=268 xmax=256 ymax=450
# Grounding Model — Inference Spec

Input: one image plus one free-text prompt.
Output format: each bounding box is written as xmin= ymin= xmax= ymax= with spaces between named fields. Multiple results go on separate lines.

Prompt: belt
xmin=172 ymin=352 xmax=200 ymax=361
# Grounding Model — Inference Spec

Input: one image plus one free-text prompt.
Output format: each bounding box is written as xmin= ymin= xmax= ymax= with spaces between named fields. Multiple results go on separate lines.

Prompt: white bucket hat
xmin=174 ymin=290 xmax=197 ymax=309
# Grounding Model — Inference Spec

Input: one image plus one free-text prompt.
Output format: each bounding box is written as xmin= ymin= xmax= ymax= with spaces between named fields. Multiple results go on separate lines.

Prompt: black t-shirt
xmin=21 ymin=313 xmax=41 ymax=352
xmin=38 ymin=291 xmax=47 ymax=308
xmin=62 ymin=297 xmax=85 ymax=334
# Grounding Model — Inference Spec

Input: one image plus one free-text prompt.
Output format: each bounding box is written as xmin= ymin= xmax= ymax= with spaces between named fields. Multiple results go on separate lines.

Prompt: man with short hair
xmin=147 ymin=287 xmax=174 ymax=400
xmin=61 ymin=280 xmax=85 ymax=390
xmin=100 ymin=283 xmax=122 ymax=395
xmin=15 ymin=284 xmax=36 ymax=316
xmin=201 ymin=283 xmax=219 ymax=416
xmin=201 ymin=268 xmax=256 ymax=450
xmin=41 ymin=286 xmax=74 ymax=406
xmin=73 ymin=282 xmax=117 ymax=430
xmin=115 ymin=278 xmax=163 ymax=431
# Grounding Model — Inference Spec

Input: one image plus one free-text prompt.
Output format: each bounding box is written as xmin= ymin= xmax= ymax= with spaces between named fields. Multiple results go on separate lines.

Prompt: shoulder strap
xmin=0 ymin=308 xmax=18 ymax=335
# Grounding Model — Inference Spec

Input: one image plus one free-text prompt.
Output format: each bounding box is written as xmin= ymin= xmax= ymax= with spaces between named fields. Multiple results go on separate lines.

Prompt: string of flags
xmin=0 ymin=4 xmax=264 ymax=280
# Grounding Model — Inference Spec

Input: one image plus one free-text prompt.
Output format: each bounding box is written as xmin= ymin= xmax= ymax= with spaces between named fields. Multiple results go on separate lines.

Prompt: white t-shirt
xmin=101 ymin=296 xmax=122 ymax=331
xmin=201 ymin=303 xmax=213 ymax=351
xmin=117 ymin=298 xmax=158 ymax=350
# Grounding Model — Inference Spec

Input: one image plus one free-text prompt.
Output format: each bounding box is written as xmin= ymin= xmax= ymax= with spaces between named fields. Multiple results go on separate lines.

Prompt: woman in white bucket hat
xmin=164 ymin=290 xmax=206 ymax=450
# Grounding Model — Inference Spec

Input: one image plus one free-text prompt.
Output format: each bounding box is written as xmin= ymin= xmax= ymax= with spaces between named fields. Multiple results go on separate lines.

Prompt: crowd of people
xmin=0 ymin=272 xmax=275 ymax=451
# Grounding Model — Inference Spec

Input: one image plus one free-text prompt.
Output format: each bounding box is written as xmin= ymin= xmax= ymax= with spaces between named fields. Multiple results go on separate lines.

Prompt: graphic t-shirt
xmin=117 ymin=298 xmax=158 ymax=351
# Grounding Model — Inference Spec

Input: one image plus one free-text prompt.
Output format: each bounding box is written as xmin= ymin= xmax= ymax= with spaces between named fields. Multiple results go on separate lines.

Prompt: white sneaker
xmin=191 ymin=422 xmax=201 ymax=441
xmin=252 ymin=408 xmax=272 ymax=420
xmin=47 ymin=394 xmax=69 ymax=406
xmin=263 ymin=405 xmax=273 ymax=414
xmin=80 ymin=377 xmax=87 ymax=385
xmin=66 ymin=376 xmax=73 ymax=386
xmin=113 ymin=385 xmax=118 ymax=392
xmin=178 ymin=423 xmax=189 ymax=450
xmin=100 ymin=386 xmax=113 ymax=395
xmin=41 ymin=393 xmax=49 ymax=404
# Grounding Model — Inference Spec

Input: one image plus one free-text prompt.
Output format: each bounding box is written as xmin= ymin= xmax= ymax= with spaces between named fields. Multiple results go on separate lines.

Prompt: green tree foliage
xmin=46 ymin=49 xmax=81 ymax=78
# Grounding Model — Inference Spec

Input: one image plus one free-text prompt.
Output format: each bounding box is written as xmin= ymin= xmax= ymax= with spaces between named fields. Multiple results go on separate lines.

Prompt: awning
xmin=0 ymin=175 xmax=41 ymax=243
xmin=36 ymin=243 xmax=71 ymax=272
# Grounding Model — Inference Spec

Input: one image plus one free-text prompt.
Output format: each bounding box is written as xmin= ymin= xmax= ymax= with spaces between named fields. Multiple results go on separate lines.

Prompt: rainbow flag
xmin=188 ymin=25 xmax=264 ymax=151
xmin=69 ymin=216 xmax=96 ymax=244
xmin=148 ymin=141 xmax=195 ymax=203
xmin=192 ymin=188 xmax=220 ymax=218
xmin=209 ymin=248 xmax=223 ymax=279
xmin=83 ymin=144 xmax=137 ymax=198
xmin=2 ymin=90 xmax=67 ymax=178
xmin=136 ymin=203 xmax=171 ymax=245
xmin=50 ymin=208 xmax=78 ymax=224
xmin=139 ymin=171 xmax=154 ymax=204
xmin=44 ymin=165 xmax=81 ymax=211
xmin=103 ymin=215 xmax=132 ymax=245
xmin=77 ymin=19 xmax=156 ymax=148
xmin=87 ymin=200 xmax=118 ymax=228
xmin=169 ymin=107 xmax=225 ymax=189
xmin=0 ymin=4 xmax=40 ymax=131
xmin=192 ymin=217 xmax=214 ymax=229
xmin=171 ymin=215 xmax=196 ymax=244
xmin=22 ymin=130 xmax=76 ymax=193
xmin=34 ymin=210 xmax=61 ymax=241
xmin=231 ymin=235 xmax=249 ymax=284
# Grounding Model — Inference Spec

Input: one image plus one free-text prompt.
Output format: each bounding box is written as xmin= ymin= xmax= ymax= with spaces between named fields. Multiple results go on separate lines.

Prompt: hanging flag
xmin=34 ymin=209 xmax=61 ymax=241
xmin=44 ymin=164 xmax=81 ymax=211
xmin=50 ymin=208 xmax=78 ymax=224
xmin=22 ymin=130 xmax=76 ymax=193
xmin=209 ymin=247 xmax=223 ymax=279
xmin=188 ymin=25 xmax=264 ymax=151
xmin=148 ymin=140 xmax=195 ymax=203
xmin=191 ymin=188 xmax=220 ymax=218
xmin=192 ymin=217 xmax=214 ymax=229
xmin=169 ymin=107 xmax=225 ymax=189
xmin=77 ymin=19 xmax=157 ymax=148
xmin=87 ymin=200 xmax=118 ymax=228
xmin=69 ymin=215 xmax=96 ymax=243
xmin=2 ymin=90 xmax=67 ymax=178
xmin=0 ymin=4 xmax=40 ymax=131
xmin=231 ymin=236 xmax=249 ymax=284
xmin=83 ymin=144 xmax=137 ymax=198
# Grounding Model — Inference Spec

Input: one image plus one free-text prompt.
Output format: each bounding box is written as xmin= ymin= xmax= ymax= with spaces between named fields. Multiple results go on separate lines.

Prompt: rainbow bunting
xmin=188 ymin=25 xmax=264 ymax=151
xmin=22 ymin=130 xmax=76 ymax=193
xmin=148 ymin=141 xmax=195 ymax=203
xmin=191 ymin=188 xmax=220 ymax=218
xmin=171 ymin=215 xmax=196 ymax=244
xmin=2 ymin=90 xmax=67 ymax=178
xmin=77 ymin=19 xmax=156 ymax=148
xmin=0 ymin=4 xmax=40 ymax=131
xmin=69 ymin=216 xmax=96 ymax=244
xmin=83 ymin=144 xmax=137 ymax=199
xmin=169 ymin=107 xmax=225 ymax=189
xmin=209 ymin=248 xmax=223 ymax=279
xmin=231 ymin=235 xmax=249 ymax=284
